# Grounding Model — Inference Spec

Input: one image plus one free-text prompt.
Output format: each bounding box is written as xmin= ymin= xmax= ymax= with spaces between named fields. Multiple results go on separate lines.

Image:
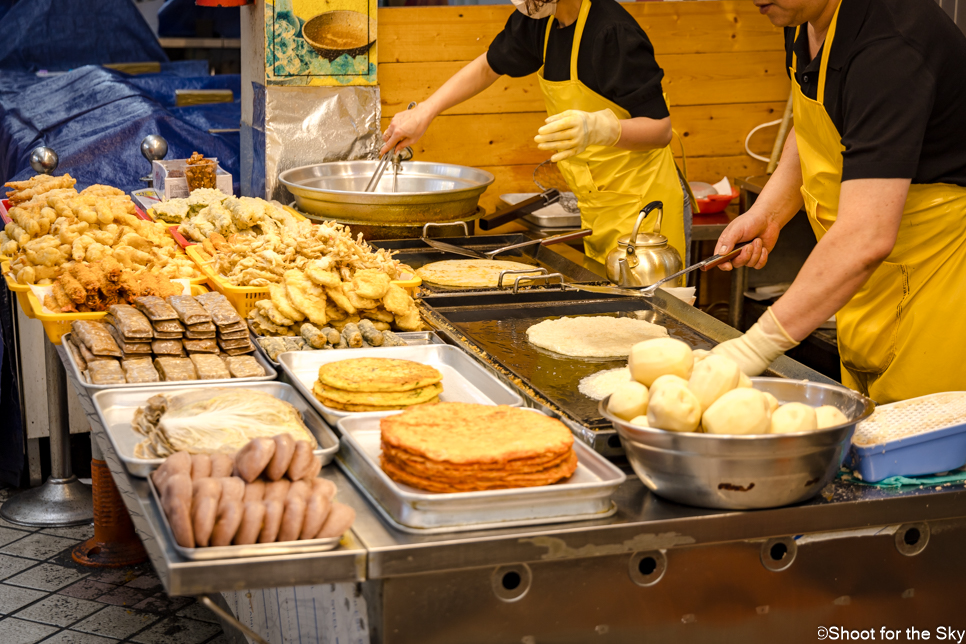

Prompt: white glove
xmin=534 ymin=109 xmax=622 ymax=162
xmin=711 ymin=307 xmax=799 ymax=376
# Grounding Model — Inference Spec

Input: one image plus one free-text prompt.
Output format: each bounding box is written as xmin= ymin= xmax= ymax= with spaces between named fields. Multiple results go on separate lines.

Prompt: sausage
xmin=286 ymin=441 xmax=314 ymax=481
xmin=210 ymin=453 xmax=234 ymax=478
xmin=303 ymin=455 xmax=323 ymax=482
xmin=190 ymin=454 xmax=212 ymax=481
xmin=234 ymin=501 xmax=266 ymax=546
xmin=312 ymin=478 xmax=338 ymax=502
xmin=235 ymin=437 xmax=276 ymax=483
xmin=218 ymin=477 xmax=245 ymax=504
xmin=258 ymin=499 xmax=284 ymax=543
xmin=160 ymin=473 xmax=193 ymax=510
xmin=162 ymin=496 xmax=195 ymax=548
xmin=263 ymin=480 xmax=291 ymax=505
xmin=286 ymin=480 xmax=311 ymax=504
xmin=277 ymin=496 xmax=307 ymax=543
xmin=153 ymin=451 xmax=191 ymax=489
xmin=192 ymin=495 xmax=218 ymax=547
xmin=299 ymin=490 xmax=331 ymax=540
xmin=243 ymin=480 xmax=265 ymax=503
xmin=316 ymin=502 xmax=355 ymax=539
xmin=265 ymin=434 xmax=296 ymax=481
xmin=210 ymin=498 xmax=244 ymax=547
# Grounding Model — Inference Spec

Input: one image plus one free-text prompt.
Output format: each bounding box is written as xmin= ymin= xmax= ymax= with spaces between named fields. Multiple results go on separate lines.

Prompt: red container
xmin=695 ymin=187 xmax=739 ymax=215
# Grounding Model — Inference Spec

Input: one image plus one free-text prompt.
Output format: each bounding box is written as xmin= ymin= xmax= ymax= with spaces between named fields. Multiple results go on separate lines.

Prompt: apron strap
xmin=817 ymin=1 xmax=842 ymax=105
xmin=569 ymin=0 xmax=592 ymax=81
xmin=542 ymin=11 xmax=553 ymax=62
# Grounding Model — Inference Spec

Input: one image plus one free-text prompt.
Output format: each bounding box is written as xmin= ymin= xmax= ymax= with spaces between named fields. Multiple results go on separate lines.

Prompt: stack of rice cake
xmin=312 ymin=357 xmax=443 ymax=412
xmin=379 ymin=402 xmax=578 ymax=493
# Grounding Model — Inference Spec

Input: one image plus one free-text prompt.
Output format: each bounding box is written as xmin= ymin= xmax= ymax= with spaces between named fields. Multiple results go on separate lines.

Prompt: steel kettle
xmin=605 ymin=201 xmax=685 ymax=288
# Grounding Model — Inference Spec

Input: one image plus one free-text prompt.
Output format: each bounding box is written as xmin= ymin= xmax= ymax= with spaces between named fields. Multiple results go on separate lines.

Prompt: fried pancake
xmin=380 ymin=403 xmax=573 ymax=465
xmin=313 ymin=382 xmax=439 ymax=412
xmin=415 ymin=259 xmax=537 ymax=288
xmin=318 ymin=358 xmax=442 ymax=393
xmin=315 ymin=381 xmax=442 ymax=406
xmin=381 ymin=442 xmax=572 ymax=475
xmin=380 ymin=451 xmax=578 ymax=493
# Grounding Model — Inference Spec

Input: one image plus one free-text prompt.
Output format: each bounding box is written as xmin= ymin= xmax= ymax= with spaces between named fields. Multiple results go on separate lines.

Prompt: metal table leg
xmin=201 ymin=596 xmax=270 ymax=644
xmin=728 ymin=266 xmax=749 ymax=330
xmin=0 ymin=338 xmax=93 ymax=527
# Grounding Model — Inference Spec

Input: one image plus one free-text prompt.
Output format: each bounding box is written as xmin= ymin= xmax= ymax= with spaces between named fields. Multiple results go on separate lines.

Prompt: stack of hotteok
xmin=379 ymin=402 xmax=579 ymax=493
xmin=312 ymin=357 xmax=443 ymax=412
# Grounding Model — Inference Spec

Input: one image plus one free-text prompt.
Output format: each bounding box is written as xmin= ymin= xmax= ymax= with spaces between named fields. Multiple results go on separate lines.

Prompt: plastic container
xmin=2 ymin=259 xmax=34 ymax=318
xmin=694 ymin=187 xmax=739 ymax=215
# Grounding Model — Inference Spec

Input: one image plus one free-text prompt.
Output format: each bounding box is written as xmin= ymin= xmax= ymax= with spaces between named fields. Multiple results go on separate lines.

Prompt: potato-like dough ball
xmin=815 ymin=405 xmax=849 ymax=429
xmin=762 ymin=392 xmax=780 ymax=414
xmin=692 ymin=349 xmax=712 ymax=365
xmin=770 ymin=402 xmax=818 ymax=434
xmin=629 ymin=415 xmax=649 ymax=428
xmin=737 ymin=372 xmax=753 ymax=388
xmin=647 ymin=376 xmax=702 ymax=433
xmin=649 ymin=373 xmax=689 ymax=392
xmin=703 ymin=388 xmax=771 ymax=435
xmin=688 ymin=354 xmax=740 ymax=412
xmin=628 ymin=338 xmax=694 ymax=387
xmin=607 ymin=381 xmax=649 ymax=421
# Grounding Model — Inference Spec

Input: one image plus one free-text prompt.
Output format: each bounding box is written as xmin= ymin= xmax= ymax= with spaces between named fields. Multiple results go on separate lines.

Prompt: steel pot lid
xmin=616 ymin=232 xmax=668 ymax=248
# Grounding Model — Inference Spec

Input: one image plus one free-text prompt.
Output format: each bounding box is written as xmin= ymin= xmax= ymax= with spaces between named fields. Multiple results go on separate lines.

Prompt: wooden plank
xmin=379 ymin=51 xmax=789 ymax=117
xmin=378 ymin=1 xmax=784 ymax=63
xmin=672 ymin=102 xmax=787 ymax=158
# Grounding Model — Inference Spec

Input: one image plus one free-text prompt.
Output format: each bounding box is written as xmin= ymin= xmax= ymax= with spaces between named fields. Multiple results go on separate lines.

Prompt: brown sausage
xmin=192 ymin=495 xmax=218 ymax=547
xmin=153 ymin=451 xmax=191 ymax=489
xmin=286 ymin=480 xmax=311 ymax=504
xmin=277 ymin=496 xmax=307 ymax=543
xmin=162 ymin=496 xmax=195 ymax=548
xmin=233 ymin=501 xmax=266 ymax=545
xmin=303 ymin=455 xmax=323 ymax=482
xmin=286 ymin=441 xmax=314 ymax=481
xmin=190 ymin=454 xmax=212 ymax=481
xmin=210 ymin=453 xmax=234 ymax=478
xmin=218 ymin=477 xmax=245 ymax=504
xmin=299 ymin=491 xmax=331 ymax=540
xmin=317 ymin=502 xmax=355 ymax=539
xmin=263 ymin=480 xmax=291 ymax=505
xmin=210 ymin=498 xmax=245 ymax=547
xmin=235 ymin=437 xmax=276 ymax=483
xmin=258 ymin=499 xmax=284 ymax=543
xmin=312 ymin=478 xmax=338 ymax=502
xmin=265 ymin=434 xmax=296 ymax=481
xmin=243 ymin=480 xmax=265 ymax=503
xmin=160 ymin=473 xmax=193 ymax=510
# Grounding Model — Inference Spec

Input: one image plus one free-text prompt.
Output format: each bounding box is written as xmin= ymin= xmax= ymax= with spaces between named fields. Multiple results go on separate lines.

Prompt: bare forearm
xmin=614 ymin=116 xmax=672 ymax=151
xmin=421 ymin=54 xmax=500 ymax=118
xmin=752 ymin=128 xmax=805 ymax=230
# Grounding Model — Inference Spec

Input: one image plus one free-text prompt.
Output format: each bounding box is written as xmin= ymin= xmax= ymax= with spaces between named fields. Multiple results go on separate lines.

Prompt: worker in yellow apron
xmin=711 ymin=0 xmax=966 ymax=403
xmin=380 ymin=0 xmax=688 ymax=264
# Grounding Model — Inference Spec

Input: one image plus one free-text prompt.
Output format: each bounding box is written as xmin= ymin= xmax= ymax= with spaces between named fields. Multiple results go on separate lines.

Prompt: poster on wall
xmin=266 ymin=0 xmax=377 ymax=86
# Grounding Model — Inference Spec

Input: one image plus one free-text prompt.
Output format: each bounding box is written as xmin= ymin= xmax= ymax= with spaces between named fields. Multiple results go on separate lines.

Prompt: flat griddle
xmin=371 ymin=234 xmax=600 ymax=294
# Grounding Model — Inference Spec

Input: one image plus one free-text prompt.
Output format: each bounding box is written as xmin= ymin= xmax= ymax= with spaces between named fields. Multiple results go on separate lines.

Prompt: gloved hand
xmin=534 ymin=109 xmax=621 ymax=162
xmin=711 ymin=307 xmax=799 ymax=376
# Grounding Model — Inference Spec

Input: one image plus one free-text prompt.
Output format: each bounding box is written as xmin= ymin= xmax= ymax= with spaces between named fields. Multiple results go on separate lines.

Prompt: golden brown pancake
xmin=318 ymin=357 xmax=442 ymax=393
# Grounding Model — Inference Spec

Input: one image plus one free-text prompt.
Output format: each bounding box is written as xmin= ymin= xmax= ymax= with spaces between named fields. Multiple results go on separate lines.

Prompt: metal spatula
xmin=421 ymin=228 xmax=591 ymax=260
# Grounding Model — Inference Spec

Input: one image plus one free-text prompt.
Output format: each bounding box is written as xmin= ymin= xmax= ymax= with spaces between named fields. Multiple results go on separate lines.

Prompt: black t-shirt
xmin=786 ymin=0 xmax=966 ymax=185
xmin=486 ymin=0 xmax=669 ymax=120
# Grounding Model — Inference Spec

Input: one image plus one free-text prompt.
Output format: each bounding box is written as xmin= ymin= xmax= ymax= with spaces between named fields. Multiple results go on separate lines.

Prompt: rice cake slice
xmin=222 ymin=344 xmax=255 ymax=356
xmin=106 ymin=305 xmax=153 ymax=339
xmin=189 ymin=354 xmax=231 ymax=380
xmin=71 ymin=320 xmax=123 ymax=358
xmin=153 ymin=319 xmax=184 ymax=333
xmin=133 ymin=296 xmax=178 ymax=321
xmin=194 ymin=291 xmax=243 ymax=326
xmin=152 ymin=339 xmax=184 ymax=355
xmin=165 ymin=295 xmax=211 ymax=325
xmin=104 ymin=324 xmax=152 ymax=354
xmin=225 ymin=355 xmax=265 ymax=379
xmin=88 ymin=360 xmax=126 ymax=385
xmin=184 ymin=329 xmax=216 ymax=339
xmin=319 ymin=358 xmax=442 ymax=393
xmin=183 ymin=339 xmax=219 ymax=354
xmin=121 ymin=358 xmax=160 ymax=383
xmin=154 ymin=357 xmax=197 ymax=381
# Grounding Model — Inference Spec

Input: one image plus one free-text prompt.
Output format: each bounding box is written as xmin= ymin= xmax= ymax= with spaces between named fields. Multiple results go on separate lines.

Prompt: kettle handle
xmin=630 ymin=201 xmax=664 ymax=240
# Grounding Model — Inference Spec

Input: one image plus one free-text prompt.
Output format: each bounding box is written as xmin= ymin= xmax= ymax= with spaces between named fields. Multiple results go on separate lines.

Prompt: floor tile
xmin=72 ymin=606 xmax=159 ymax=640
xmin=130 ymin=616 xmax=221 ymax=644
xmin=57 ymin=579 xmax=116 ymax=601
xmin=39 ymin=525 xmax=94 ymax=542
xmin=123 ymin=575 xmax=161 ymax=592
xmin=40 ymin=631 xmax=120 ymax=644
xmin=0 ymin=584 xmax=48 ymax=614
xmin=82 ymin=569 xmax=139 ymax=586
xmin=0 ymin=517 xmax=38 ymax=532
xmin=0 ymin=616 xmax=59 ymax=644
xmin=203 ymin=635 xmax=230 ymax=644
xmin=0 ymin=527 xmax=31 ymax=547
xmin=175 ymin=602 xmax=220 ymax=624
xmin=6 ymin=563 xmax=88 ymax=592
xmin=95 ymin=585 xmax=152 ymax=607
xmin=131 ymin=593 xmax=192 ymax=615
xmin=16 ymin=594 xmax=102 ymax=627
xmin=0 ymin=555 xmax=39 ymax=581
xmin=1 ymin=534 xmax=79 ymax=561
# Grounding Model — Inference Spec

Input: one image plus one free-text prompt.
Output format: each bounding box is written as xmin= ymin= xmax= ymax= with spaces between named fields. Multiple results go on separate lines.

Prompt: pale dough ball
xmin=762 ymin=392 xmax=780 ymax=414
xmin=629 ymin=415 xmax=650 ymax=428
xmin=650 ymin=373 xmax=689 ymax=392
xmin=692 ymin=349 xmax=712 ymax=365
xmin=688 ymin=354 xmax=741 ymax=412
xmin=628 ymin=337 xmax=694 ymax=387
xmin=702 ymin=388 xmax=771 ymax=435
xmin=770 ymin=402 xmax=818 ymax=434
xmin=647 ymin=376 xmax=702 ymax=433
xmin=815 ymin=405 xmax=849 ymax=429
xmin=737 ymin=372 xmax=753 ymax=388
xmin=607 ymin=381 xmax=649 ymax=421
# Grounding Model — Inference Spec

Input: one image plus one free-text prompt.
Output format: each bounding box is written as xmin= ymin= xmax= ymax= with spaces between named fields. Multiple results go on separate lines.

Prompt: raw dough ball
xmin=737 ymin=372 xmax=753 ymax=388
xmin=815 ymin=405 xmax=849 ymax=429
xmin=647 ymin=376 xmax=702 ymax=433
xmin=629 ymin=415 xmax=650 ymax=428
xmin=607 ymin=381 xmax=649 ymax=421
xmin=692 ymin=349 xmax=712 ymax=365
xmin=762 ymin=392 xmax=780 ymax=414
xmin=688 ymin=354 xmax=741 ymax=412
xmin=769 ymin=402 xmax=818 ymax=434
xmin=628 ymin=338 xmax=694 ymax=387
xmin=702 ymin=388 xmax=771 ymax=435
xmin=650 ymin=374 xmax=689 ymax=392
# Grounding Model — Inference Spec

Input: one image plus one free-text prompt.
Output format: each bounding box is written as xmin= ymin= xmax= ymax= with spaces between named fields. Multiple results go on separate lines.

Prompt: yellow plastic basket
xmin=2 ymin=260 xmax=35 ymax=319
xmin=28 ymin=283 xmax=208 ymax=345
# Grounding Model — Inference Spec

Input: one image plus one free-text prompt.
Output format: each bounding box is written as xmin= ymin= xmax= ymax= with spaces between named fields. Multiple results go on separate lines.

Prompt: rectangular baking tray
xmin=62 ymin=333 xmax=276 ymax=391
xmin=278 ymin=344 xmax=524 ymax=427
xmin=146 ymin=473 xmax=342 ymax=560
xmin=252 ymin=329 xmax=446 ymax=369
xmin=91 ymin=381 xmax=340 ymax=478
xmin=335 ymin=410 xmax=624 ymax=533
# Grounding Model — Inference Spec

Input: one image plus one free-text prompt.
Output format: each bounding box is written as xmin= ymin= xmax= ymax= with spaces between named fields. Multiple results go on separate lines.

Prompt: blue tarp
xmin=158 ymin=0 xmax=241 ymax=38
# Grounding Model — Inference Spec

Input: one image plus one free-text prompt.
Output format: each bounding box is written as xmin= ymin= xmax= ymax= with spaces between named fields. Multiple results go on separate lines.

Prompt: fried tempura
xmin=59 ymin=273 xmax=87 ymax=304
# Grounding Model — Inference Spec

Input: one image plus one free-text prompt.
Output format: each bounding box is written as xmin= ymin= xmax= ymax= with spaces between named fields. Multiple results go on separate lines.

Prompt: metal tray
xmin=146 ymin=475 xmax=342 ymax=560
xmin=336 ymin=410 xmax=624 ymax=532
xmin=279 ymin=344 xmax=524 ymax=427
xmin=91 ymin=381 xmax=340 ymax=478
xmin=251 ymin=329 xmax=446 ymax=369
xmin=62 ymin=333 xmax=277 ymax=391
xmin=500 ymin=193 xmax=582 ymax=228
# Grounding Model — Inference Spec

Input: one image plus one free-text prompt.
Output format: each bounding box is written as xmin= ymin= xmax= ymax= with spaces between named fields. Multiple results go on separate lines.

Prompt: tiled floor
xmin=0 ymin=487 xmax=226 ymax=644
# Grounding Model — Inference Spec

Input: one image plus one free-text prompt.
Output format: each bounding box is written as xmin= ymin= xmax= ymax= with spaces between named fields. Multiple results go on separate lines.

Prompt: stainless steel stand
xmin=1 ymin=339 xmax=93 ymax=527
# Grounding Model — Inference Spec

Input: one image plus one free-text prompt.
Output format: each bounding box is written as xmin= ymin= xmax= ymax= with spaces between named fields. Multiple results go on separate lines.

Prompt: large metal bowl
xmin=278 ymin=161 xmax=495 ymax=223
xmin=600 ymin=378 xmax=875 ymax=510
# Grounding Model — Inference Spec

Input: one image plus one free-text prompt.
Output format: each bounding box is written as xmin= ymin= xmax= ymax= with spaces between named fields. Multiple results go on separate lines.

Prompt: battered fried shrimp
xmin=5 ymin=174 xmax=76 ymax=205
xmin=59 ymin=273 xmax=87 ymax=304
xmin=81 ymin=184 xmax=125 ymax=197
xmin=49 ymin=282 xmax=75 ymax=312
xmin=98 ymin=256 xmax=123 ymax=282
xmin=117 ymin=272 xmax=141 ymax=300
xmin=68 ymin=263 xmax=100 ymax=292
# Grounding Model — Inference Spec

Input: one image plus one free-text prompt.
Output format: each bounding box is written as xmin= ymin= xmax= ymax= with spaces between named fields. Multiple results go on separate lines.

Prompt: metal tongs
xmin=365 ymin=102 xmax=417 ymax=193
xmin=420 ymin=223 xmax=591 ymax=260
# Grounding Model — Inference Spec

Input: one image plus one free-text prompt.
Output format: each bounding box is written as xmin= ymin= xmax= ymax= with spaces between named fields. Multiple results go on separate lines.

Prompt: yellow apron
xmin=792 ymin=4 xmax=966 ymax=403
xmin=537 ymin=0 xmax=685 ymax=264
